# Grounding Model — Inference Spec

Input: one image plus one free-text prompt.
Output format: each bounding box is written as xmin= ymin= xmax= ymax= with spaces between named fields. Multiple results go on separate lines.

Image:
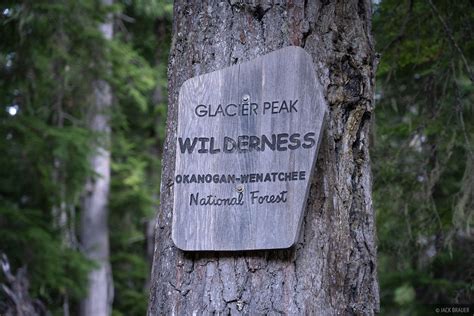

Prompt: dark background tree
xmin=372 ymin=0 xmax=473 ymax=314
xmin=148 ymin=1 xmax=379 ymax=314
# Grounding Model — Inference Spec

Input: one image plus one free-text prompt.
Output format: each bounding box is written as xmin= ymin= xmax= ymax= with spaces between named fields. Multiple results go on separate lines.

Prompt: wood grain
xmin=173 ymin=46 xmax=326 ymax=251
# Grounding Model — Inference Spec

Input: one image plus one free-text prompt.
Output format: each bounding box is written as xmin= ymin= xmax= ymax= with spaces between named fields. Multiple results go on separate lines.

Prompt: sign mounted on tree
xmin=172 ymin=46 xmax=327 ymax=251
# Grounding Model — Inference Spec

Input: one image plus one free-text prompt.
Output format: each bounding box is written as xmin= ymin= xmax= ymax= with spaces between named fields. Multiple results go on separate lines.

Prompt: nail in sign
xmin=173 ymin=46 xmax=327 ymax=251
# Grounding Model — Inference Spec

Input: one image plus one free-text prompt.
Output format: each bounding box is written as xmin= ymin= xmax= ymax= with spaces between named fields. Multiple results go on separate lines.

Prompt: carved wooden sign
xmin=172 ymin=46 xmax=327 ymax=251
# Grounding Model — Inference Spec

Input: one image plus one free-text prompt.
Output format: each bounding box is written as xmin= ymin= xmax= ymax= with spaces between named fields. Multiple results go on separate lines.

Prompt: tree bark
xmin=0 ymin=253 xmax=46 ymax=316
xmin=149 ymin=1 xmax=379 ymax=315
xmin=80 ymin=1 xmax=114 ymax=315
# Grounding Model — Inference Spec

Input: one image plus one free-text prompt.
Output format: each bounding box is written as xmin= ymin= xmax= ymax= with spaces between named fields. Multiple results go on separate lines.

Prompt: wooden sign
xmin=172 ymin=46 xmax=327 ymax=251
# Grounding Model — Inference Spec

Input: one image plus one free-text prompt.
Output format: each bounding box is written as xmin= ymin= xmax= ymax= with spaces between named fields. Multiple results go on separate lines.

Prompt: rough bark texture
xmin=149 ymin=0 xmax=379 ymax=314
xmin=80 ymin=1 xmax=114 ymax=315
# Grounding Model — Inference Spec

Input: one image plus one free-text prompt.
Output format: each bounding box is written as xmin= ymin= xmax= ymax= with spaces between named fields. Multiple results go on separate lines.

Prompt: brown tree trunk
xmin=80 ymin=0 xmax=114 ymax=315
xmin=148 ymin=1 xmax=379 ymax=314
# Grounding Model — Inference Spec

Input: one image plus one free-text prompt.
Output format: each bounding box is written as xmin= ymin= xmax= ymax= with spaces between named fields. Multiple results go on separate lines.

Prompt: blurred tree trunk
xmin=148 ymin=1 xmax=379 ymax=315
xmin=80 ymin=0 xmax=114 ymax=315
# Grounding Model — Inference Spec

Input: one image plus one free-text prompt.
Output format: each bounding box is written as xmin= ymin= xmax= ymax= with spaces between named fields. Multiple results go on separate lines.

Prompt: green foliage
xmin=0 ymin=203 xmax=94 ymax=306
xmin=130 ymin=0 xmax=173 ymax=19
xmin=394 ymin=283 xmax=416 ymax=306
xmin=0 ymin=0 xmax=171 ymax=314
xmin=373 ymin=0 xmax=473 ymax=314
xmin=0 ymin=1 xmax=104 ymax=313
xmin=107 ymin=1 xmax=172 ymax=315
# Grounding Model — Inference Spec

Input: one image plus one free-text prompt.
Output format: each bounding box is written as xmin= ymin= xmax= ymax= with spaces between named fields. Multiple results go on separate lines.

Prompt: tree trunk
xmin=80 ymin=1 xmax=114 ymax=315
xmin=148 ymin=1 xmax=379 ymax=314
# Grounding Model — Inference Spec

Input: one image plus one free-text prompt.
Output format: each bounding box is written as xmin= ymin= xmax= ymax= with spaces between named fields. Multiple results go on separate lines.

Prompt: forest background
xmin=0 ymin=0 xmax=472 ymax=315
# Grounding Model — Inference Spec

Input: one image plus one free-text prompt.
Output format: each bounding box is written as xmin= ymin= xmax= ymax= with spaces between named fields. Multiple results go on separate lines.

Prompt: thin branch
xmin=382 ymin=0 xmax=413 ymax=53
xmin=427 ymin=0 xmax=473 ymax=82
xmin=117 ymin=12 xmax=135 ymax=23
